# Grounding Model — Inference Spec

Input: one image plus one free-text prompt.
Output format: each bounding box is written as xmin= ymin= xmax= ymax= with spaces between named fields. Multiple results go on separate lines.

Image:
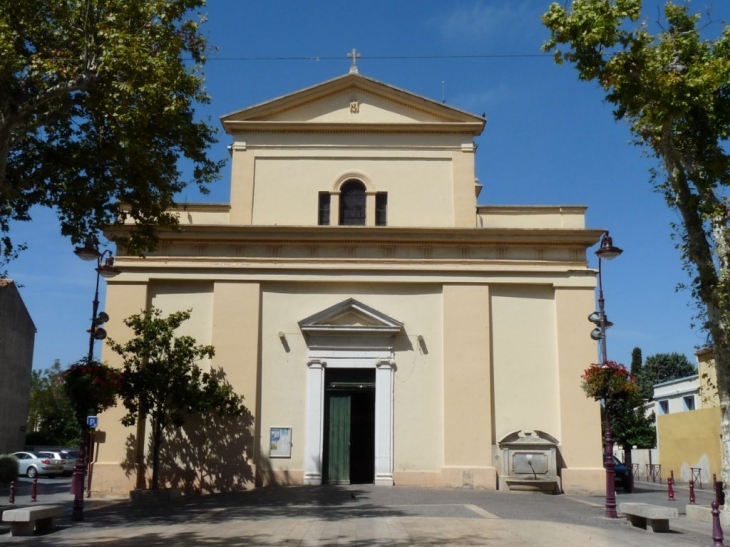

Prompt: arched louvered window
xmin=339 ymin=180 xmax=366 ymax=225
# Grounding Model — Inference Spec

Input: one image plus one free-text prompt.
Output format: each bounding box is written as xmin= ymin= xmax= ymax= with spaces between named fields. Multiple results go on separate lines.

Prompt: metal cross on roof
xmin=347 ymin=48 xmax=361 ymax=74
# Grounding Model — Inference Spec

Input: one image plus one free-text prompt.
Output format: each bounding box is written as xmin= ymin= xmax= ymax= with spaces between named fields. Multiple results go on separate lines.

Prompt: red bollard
xmin=668 ymin=472 xmax=675 ymax=501
xmin=715 ymin=474 xmax=726 ymax=506
xmin=690 ymin=479 xmax=696 ymax=505
xmin=712 ymin=501 xmax=725 ymax=547
xmin=8 ymin=481 xmax=15 ymax=504
xmin=31 ymin=477 xmax=37 ymax=502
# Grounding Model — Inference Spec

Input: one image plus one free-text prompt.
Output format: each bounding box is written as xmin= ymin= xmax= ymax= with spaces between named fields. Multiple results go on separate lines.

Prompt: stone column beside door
xmin=303 ymin=359 xmax=325 ymax=485
xmin=375 ymin=359 xmax=395 ymax=486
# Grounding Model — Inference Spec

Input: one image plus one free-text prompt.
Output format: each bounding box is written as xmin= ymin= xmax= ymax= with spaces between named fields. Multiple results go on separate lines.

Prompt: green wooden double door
xmin=323 ymin=369 xmax=375 ymax=485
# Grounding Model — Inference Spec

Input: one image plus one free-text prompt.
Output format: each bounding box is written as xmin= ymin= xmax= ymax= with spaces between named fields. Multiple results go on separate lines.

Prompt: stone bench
xmin=619 ymin=502 xmax=678 ymax=533
xmin=2 ymin=505 xmax=64 ymax=536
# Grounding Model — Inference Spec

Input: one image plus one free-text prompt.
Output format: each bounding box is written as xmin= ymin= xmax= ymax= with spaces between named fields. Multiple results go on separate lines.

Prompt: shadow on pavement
xmin=1 ymin=483 xmax=725 ymax=546
xmin=21 ymin=530 xmax=499 ymax=547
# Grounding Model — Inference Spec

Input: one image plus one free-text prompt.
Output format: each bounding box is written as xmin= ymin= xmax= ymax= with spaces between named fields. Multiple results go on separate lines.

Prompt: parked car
xmin=61 ymin=449 xmax=79 ymax=460
xmin=37 ymin=451 xmax=76 ymax=476
xmin=11 ymin=451 xmax=64 ymax=478
xmin=605 ymin=455 xmax=629 ymax=487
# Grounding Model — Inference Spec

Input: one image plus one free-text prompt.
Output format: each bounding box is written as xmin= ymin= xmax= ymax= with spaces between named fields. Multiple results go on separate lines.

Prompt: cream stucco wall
xmin=227 ymin=131 xmax=476 ymax=228
xmin=477 ymin=206 xmax=587 ymax=230
xmin=150 ymin=281 xmax=213 ymax=339
xmin=490 ymin=285 xmax=560 ymax=440
xmin=93 ymin=274 xmax=604 ymax=494
xmin=210 ymin=281 xmax=261 ymax=422
xmin=93 ymin=282 xmax=149 ymax=495
xmin=441 ymin=284 xmax=495 ymax=489
xmin=250 ymin=155 xmax=455 ymax=227
xmin=174 ymin=204 xmax=231 ymax=226
xmin=94 ymin=281 xmax=262 ymax=493
xmin=451 ymin=147 xmax=477 ymax=227
xmin=554 ymin=287 xmax=604 ymax=494
xmin=489 ymin=285 xmax=603 ymax=494
xmin=257 ymin=284 xmax=443 ymax=483
xmin=265 ymin=90 xmax=446 ymax=123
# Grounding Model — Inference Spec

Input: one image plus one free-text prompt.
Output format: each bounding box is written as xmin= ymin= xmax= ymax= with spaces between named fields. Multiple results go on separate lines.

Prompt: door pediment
xmin=298 ymin=298 xmax=403 ymax=336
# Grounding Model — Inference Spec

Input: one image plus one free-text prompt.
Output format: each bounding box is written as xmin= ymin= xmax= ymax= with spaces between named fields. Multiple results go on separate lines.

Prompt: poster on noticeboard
xmin=269 ymin=427 xmax=292 ymax=458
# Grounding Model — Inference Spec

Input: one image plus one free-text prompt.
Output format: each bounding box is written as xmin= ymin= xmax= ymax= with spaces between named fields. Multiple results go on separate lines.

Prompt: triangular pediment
xmin=221 ymin=72 xmax=485 ymax=135
xmin=299 ymin=298 xmax=403 ymax=336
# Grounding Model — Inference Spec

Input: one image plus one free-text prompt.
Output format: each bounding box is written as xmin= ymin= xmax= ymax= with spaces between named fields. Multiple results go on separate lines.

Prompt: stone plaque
xmin=512 ymin=452 xmax=548 ymax=475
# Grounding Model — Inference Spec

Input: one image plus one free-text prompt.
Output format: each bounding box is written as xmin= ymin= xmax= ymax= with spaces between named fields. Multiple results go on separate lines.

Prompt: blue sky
xmin=9 ymin=0 xmax=730 ymax=371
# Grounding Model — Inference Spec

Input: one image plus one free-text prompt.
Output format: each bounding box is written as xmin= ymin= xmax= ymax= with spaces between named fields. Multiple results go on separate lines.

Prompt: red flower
xmin=581 ymin=361 xmax=638 ymax=402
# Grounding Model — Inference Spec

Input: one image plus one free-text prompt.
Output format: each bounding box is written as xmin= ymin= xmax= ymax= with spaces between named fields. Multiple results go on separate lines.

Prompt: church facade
xmin=94 ymin=70 xmax=606 ymax=495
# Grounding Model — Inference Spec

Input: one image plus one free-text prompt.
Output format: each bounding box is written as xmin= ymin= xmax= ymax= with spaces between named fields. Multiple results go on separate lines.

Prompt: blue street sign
xmin=87 ymin=416 xmax=99 ymax=429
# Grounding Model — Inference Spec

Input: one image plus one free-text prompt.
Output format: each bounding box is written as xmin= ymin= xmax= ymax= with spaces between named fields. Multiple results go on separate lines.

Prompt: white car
xmin=11 ymin=451 xmax=64 ymax=478
xmin=37 ymin=451 xmax=76 ymax=476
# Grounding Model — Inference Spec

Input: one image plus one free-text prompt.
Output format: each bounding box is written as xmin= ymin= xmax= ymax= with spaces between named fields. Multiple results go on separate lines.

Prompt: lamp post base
xmin=605 ymin=414 xmax=617 ymax=518
xmin=72 ymin=432 xmax=87 ymax=521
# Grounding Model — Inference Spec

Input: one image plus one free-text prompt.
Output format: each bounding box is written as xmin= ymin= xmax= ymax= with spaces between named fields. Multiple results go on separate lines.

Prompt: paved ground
xmin=0 ymin=478 xmax=727 ymax=546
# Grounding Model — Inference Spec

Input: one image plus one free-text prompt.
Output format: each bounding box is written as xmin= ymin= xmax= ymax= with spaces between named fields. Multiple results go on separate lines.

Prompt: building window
xmin=659 ymin=400 xmax=669 ymax=414
xmin=339 ymin=180 xmax=366 ymax=226
xmin=683 ymin=396 xmax=695 ymax=411
xmin=318 ymin=192 xmax=331 ymax=225
xmin=376 ymin=192 xmax=388 ymax=226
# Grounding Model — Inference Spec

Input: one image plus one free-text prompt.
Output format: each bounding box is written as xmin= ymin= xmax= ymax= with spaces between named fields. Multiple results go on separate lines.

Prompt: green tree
xmin=0 ymin=0 xmax=222 ymax=267
xmin=542 ymin=0 xmax=730 ymax=500
xmin=630 ymin=347 xmax=643 ymax=378
xmin=638 ymin=352 xmax=696 ymax=399
xmin=26 ymin=360 xmax=81 ymax=446
xmin=109 ymin=307 xmax=246 ymax=491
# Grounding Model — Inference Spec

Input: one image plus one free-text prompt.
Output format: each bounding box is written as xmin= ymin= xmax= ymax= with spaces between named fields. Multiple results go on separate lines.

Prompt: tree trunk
xmin=659 ymin=142 xmax=730 ymax=508
xmin=152 ymin=419 xmax=162 ymax=491
xmin=135 ymin=412 xmax=147 ymax=490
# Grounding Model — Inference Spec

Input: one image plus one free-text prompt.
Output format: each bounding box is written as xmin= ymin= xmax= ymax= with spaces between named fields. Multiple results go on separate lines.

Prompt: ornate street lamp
xmin=588 ymin=231 xmax=623 ymax=519
xmin=72 ymin=236 xmax=120 ymax=521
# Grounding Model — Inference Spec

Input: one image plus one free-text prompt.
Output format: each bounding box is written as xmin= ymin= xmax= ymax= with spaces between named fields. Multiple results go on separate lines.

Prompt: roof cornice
xmin=222 ymin=121 xmax=485 ymax=135
xmin=106 ymin=225 xmax=604 ymax=251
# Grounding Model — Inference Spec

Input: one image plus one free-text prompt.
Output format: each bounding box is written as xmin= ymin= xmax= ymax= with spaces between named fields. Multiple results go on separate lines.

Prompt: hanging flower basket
xmin=581 ymin=361 xmax=638 ymax=402
xmin=62 ymin=359 xmax=122 ymax=421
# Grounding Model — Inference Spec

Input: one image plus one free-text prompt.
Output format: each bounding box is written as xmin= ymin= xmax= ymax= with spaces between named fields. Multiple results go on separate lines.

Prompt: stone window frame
xmin=320 ymin=172 xmax=386 ymax=227
xmin=318 ymin=192 xmax=331 ymax=226
xmin=339 ymin=179 xmax=367 ymax=225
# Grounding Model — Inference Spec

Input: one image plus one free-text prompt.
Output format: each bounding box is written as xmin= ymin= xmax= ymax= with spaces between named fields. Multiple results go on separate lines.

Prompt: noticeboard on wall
xmin=269 ymin=427 xmax=292 ymax=458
